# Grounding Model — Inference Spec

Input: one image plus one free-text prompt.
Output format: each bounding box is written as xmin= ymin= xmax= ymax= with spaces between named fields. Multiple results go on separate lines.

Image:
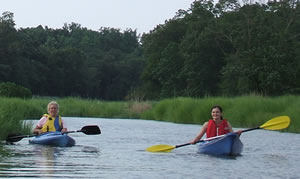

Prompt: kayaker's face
xmin=211 ymin=108 xmax=222 ymax=120
xmin=48 ymin=104 xmax=58 ymax=117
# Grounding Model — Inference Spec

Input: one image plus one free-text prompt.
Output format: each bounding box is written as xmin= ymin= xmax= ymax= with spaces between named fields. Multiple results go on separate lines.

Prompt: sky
xmin=1 ymin=0 xmax=195 ymax=34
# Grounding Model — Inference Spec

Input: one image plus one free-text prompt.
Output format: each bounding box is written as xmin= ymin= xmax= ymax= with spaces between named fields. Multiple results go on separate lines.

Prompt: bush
xmin=0 ymin=82 xmax=32 ymax=98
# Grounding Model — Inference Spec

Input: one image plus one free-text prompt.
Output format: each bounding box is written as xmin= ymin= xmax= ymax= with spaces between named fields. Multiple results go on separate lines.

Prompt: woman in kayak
xmin=33 ymin=101 xmax=68 ymax=135
xmin=190 ymin=105 xmax=241 ymax=144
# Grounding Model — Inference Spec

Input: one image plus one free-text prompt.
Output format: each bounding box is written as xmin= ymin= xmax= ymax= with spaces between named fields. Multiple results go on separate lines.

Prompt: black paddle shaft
xmin=241 ymin=127 xmax=260 ymax=133
xmin=176 ymin=143 xmax=191 ymax=148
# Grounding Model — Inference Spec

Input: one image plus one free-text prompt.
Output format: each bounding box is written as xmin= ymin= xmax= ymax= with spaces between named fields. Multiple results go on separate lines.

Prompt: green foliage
xmin=1 ymin=1 xmax=300 ymax=101
xmin=0 ymin=82 xmax=32 ymax=98
xmin=219 ymin=2 xmax=300 ymax=96
xmin=0 ymin=97 xmax=34 ymax=140
xmin=141 ymin=0 xmax=300 ymax=99
xmin=143 ymin=95 xmax=300 ymax=133
xmin=0 ymin=96 xmax=299 ymax=141
xmin=0 ymin=13 xmax=144 ymax=100
xmin=57 ymin=97 xmax=127 ymax=118
xmin=0 ymin=97 xmax=154 ymax=140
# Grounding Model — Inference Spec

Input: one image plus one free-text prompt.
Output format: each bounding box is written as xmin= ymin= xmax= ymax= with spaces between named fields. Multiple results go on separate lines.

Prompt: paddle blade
xmin=260 ymin=116 xmax=290 ymax=130
xmin=6 ymin=134 xmax=35 ymax=143
xmin=146 ymin=144 xmax=175 ymax=152
xmin=6 ymin=134 xmax=24 ymax=143
xmin=80 ymin=125 xmax=101 ymax=135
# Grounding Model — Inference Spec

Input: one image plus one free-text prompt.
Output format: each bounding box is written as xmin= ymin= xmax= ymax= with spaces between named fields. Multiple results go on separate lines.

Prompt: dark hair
xmin=211 ymin=105 xmax=222 ymax=112
xmin=211 ymin=105 xmax=223 ymax=120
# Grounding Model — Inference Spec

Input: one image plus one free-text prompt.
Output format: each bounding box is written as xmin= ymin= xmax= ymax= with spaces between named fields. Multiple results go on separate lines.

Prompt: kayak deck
xmin=29 ymin=132 xmax=75 ymax=147
xmin=198 ymin=133 xmax=243 ymax=156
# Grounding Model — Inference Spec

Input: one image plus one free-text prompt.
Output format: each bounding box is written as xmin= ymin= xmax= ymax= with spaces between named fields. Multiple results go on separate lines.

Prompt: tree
xmin=0 ymin=12 xmax=19 ymax=82
xmin=220 ymin=1 xmax=300 ymax=95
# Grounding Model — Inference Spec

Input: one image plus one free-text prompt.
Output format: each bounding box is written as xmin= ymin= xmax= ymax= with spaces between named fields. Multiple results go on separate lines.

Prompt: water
xmin=0 ymin=117 xmax=300 ymax=179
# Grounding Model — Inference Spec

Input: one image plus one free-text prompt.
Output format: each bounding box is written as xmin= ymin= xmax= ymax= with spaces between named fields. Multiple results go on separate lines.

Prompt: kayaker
xmin=33 ymin=101 xmax=68 ymax=135
xmin=190 ymin=105 xmax=241 ymax=144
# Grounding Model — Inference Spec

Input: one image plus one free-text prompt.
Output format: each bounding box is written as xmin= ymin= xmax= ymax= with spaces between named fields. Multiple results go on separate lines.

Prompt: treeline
xmin=141 ymin=0 xmax=300 ymax=98
xmin=1 ymin=0 xmax=300 ymax=100
xmin=0 ymin=12 xmax=144 ymax=100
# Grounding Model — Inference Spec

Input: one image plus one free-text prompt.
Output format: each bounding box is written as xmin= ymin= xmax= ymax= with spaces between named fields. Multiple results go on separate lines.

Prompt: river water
xmin=0 ymin=117 xmax=299 ymax=179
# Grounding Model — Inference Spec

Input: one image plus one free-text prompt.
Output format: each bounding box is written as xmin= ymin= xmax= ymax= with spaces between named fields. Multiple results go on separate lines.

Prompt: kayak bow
xmin=29 ymin=132 xmax=75 ymax=147
xmin=198 ymin=133 xmax=243 ymax=156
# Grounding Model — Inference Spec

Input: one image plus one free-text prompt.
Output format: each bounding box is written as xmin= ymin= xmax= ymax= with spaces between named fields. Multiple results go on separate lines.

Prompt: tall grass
xmin=0 ymin=95 xmax=299 ymax=141
xmin=0 ymin=97 xmax=152 ymax=140
xmin=141 ymin=95 xmax=300 ymax=133
xmin=0 ymin=98 xmax=35 ymax=140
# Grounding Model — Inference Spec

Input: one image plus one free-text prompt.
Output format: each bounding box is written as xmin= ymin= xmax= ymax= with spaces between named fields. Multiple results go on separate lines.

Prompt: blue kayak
xmin=29 ymin=132 xmax=76 ymax=147
xmin=198 ymin=133 xmax=243 ymax=156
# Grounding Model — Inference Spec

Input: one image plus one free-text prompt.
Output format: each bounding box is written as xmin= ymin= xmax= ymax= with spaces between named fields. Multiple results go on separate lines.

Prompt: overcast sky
xmin=1 ymin=0 xmax=194 ymax=34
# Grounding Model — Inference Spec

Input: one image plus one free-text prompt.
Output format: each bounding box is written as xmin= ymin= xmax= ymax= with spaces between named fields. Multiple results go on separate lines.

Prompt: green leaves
xmin=0 ymin=13 xmax=144 ymax=100
xmin=0 ymin=82 xmax=32 ymax=98
xmin=141 ymin=0 xmax=300 ymax=99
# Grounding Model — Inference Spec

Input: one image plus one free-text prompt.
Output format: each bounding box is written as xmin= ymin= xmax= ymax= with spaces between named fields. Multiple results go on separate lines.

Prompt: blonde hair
xmin=47 ymin=101 xmax=59 ymax=113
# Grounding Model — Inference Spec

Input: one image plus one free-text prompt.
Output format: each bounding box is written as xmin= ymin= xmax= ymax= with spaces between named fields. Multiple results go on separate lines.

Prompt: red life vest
xmin=206 ymin=119 xmax=230 ymax=138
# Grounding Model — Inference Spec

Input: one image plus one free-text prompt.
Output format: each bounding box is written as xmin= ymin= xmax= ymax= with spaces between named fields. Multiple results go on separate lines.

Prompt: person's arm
xmin=33 ymin=117 xmax=46 ymax=135
xmin=190 ymin=122 xmax=208 ymax=144
xmin=61 ymin=119 xmax=68 ymax=133
xmin=227 ymin=121 xmax=234 ymax=133
xmin=227 ymin=121 xmax=242 ymax=136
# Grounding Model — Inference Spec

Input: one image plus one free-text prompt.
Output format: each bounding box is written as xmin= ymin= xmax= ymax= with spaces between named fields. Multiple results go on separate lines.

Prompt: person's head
xmin=210 ymin=105 xmax=223 ymax=120
xmin=47 ymin=101 xmax=59 ymax=117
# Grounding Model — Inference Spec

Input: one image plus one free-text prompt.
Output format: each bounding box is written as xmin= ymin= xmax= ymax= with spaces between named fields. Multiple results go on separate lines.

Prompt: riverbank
xmin=0 ymin=95 xmax=299 ymax=140
xmin=141 ymin=96 xmax=299 ymax=133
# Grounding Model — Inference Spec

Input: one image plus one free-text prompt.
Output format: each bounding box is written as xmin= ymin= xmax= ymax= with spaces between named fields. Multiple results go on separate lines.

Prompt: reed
xmin=143 ymin=95 xmax=300 ymax=133
xmin=0 ymin=98 xmax=35 ymax=139
xmin=0 ymin=97 xmax=154 ymax=140
xmin=0 ymin=95 xmax=299 ymax=141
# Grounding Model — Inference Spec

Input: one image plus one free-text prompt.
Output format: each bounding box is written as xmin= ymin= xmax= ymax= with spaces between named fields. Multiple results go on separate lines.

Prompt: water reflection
xmin=33 ymin=145 xmax=60 ymax=176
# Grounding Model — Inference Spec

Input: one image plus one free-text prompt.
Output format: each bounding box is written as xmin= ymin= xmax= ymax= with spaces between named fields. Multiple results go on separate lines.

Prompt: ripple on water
xmin=1 ymin=118 xmax=300 ymax=179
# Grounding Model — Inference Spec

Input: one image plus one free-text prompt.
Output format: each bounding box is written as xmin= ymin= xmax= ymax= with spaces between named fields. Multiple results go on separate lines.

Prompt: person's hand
xmin=61 ymin=128 xmax=68 ymax=133
xmin=190 ymin=140 xmax=197 ymax=145
xmin=34 ymin=129 xmax=42 ymax=135
xmin=236 ymin=130 xmax=242 ymax=136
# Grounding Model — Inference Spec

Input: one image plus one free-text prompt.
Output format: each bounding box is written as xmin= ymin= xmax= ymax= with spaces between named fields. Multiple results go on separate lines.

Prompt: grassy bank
xmin=0 ymin=95 xmax=299 ymax=140
xmin=0 ymin=97 xmax=152 ymax=140
xmin=141 ymin=95 xmax=300 ymax=133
